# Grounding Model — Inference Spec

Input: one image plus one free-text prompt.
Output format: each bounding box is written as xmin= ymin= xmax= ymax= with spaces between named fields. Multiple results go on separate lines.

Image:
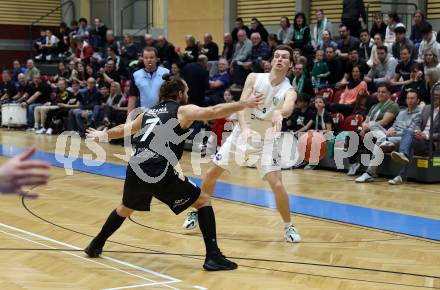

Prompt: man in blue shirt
xmin=128 ymin=47 xmax=170 ymax=114
xmin=205 ymin=58 xmax=230 ymax=105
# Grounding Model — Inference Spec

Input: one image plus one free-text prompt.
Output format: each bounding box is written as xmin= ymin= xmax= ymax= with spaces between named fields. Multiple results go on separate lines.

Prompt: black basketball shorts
xmin=122 ymin=164 xmax=200 ymax=214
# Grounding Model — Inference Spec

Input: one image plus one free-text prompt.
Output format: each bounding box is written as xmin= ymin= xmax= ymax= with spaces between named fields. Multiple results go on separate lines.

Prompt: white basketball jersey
xmin=243 ymin=73 xmax=292 ymax=137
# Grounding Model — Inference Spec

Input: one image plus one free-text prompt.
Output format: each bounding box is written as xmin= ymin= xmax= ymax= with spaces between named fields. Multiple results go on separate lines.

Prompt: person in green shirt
xmin=311 ymin=50 xmax=330 ymax=90
xmin=347 ymin=84 xmax=400 ymax=176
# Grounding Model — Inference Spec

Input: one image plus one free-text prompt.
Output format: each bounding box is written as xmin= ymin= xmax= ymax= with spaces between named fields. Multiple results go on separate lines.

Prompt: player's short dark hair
xmin=159 ymin=74 xmax=186 ymax=102
xmin=273 ymin=45 xmax=294 ymax=62
xmin=359 ymin=28 xmax=369 ymax=35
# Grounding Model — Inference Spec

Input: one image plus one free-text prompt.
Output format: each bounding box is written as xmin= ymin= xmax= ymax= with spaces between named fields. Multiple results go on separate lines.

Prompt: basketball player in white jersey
xmin=182 ymin=45 xmax=301 ymax=242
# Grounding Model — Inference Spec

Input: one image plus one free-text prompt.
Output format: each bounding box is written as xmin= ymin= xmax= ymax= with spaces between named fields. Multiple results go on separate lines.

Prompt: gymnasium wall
xmin=167 ymin=0 xmax=224 ymax=50
xmin=0 ymin=0 xmax=61 ymax=68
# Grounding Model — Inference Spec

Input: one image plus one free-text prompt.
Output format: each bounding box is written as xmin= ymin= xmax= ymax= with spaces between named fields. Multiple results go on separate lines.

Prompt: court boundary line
xmin=0 ymin=223 xmax=185 ymax=290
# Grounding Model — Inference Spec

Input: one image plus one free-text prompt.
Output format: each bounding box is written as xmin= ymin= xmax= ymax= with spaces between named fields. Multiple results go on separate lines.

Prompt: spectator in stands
xmin=317 ymin=29 xmax=337 ymax=51
xmin=20 ymin=74 xmax=51 ymax=129
xmin=128 ymin=47 xmax=169 ymax=113
xmin=355 ymin=89 xmax=421 ymax=182
xmin=312 ymin=95 xmax=332 ymax=132
xmin=120 ymin=34 xmax=138 ymax=65
xmin=44 ymin=79 xmax=81 ymax=135
xmin=0 ymin=70 xmax=17 ymax=104
xmin=67 ymin=60 xmax=78 ymax=80
xmin=231 ymin=17 xmax=250 ymax=42
xmin=392 ymin=25 xmax=416 ymax=60
xmin=385 ymin=13 xmax=404 ymax=49
xmin=85 ymin=64 xmax=97 ymax=80
xmin=283 ymin=92 xmax=314 ymax=133
xmin=312 ymin=9 xmax=333 ymax=49
xmin=181 ymin=35 xmax=199 ymax=65
xmin=144 ymin=34 xmax=157 ymax=48
xmin=347 ymin=85 xmax=399 ymax=176
xmin=232 ymin=29 xmax=252 ymax=63
xmin=221 ymin=33 xmax=234 ymax=62
xmin=76 ymin=18 xmax=90 ymax=39
xmin=205 ymin=58 xmax=230 ymax=106
xmin=370 ymin=12 xmax=386 ymax=40
xmin=423 ymin=47 xmax=440 ymax=90
xmin=337 ymin=24 xmax=360 ymax=63
xmin=171 ymin=63 xmax=181 ymax=77
xmin=102 ymin=81 xmax=126 ymax=129
xmin=232 ymin=32 xmax=270 ymax=86
xmin=157 ymin=35 xmax=179 ymax=69
xmin=338 ymin=47 xmax=369 ymax=86
xmin=291 ymin=13 xmax=312 ymax=60
xmin=341 ymin=0 xmax=367 ymax=38
xmin=278 ymin=16 xmax=293 ymax=45
xmin=12 ymin=73 xmax=31 ymax=103
xmin=364 ymin=45 xmax=398 ymax=91
xmin=53 ymin=62 xmax=70 ymax=83
xmin=201 ymin=33 xmax=219 ymax=61
xmin=311 ymin=50 xmax=330 ymax=90
xmin=33 ymin=30 xmax=46 ymax=57
xmin=69 ymin=77 xmax=101 ymax=136
xmin=74 ymin=62 xmax=87 ymax=86
xmin=182 ymin=55 xmax=209 ymax=107
xmin=57 ymin=22 xmax=71 ymax=57
xmin=97 ymin=59 xmax=121 ymax=87
xmin=34 ymin=79 xmax=69 ymax=134
xmin=398 ymin=64 xmax=429 ymax=107
xmin=69 ymin=20 xmax=79 ymax=37
xmin=12 ymin=60 xmax=26 ymax=86
xmin=325 ymin=46 xmax=343 ymax=88
xmin=388 ymin=46 xmax=416 ymax=91
xmin=40 ymin=29 xmax=59 ymax=60
xmin=105 ymin=46 xmax=122 ymax=72
xmin=249 ymin=18 xmax=269 ymax=43
xmin=268 ymin=34 xmax=280 ymax=56
xmin=417 ymin=22 xmax=440 ymax=63
xmin=389 ymin=89 xmax=440 ymax=185
xmin=24 ymin=59 xmax=40 ymax=82
xmin=410 ymin=10 xmax=425 ymax=51
xmin=103 ymin=30 xmax=121 ymax=56
xmin=333 ymin=65 xmax=368 ymax=116
xmin=73 ymin=38 xmax=94 ymax=63
xmin=358 ymin=29 xmax=373 ymax=61
xmin=90 ymin=17 xmax=108 ymax=51
xmin=367 ymin=33 xmax=386 ymax=68
xmin=292 ymin=63 xmax=314 ymax=97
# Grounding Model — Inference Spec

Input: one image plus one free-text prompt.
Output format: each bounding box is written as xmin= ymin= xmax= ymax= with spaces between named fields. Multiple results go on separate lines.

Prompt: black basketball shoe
xmin=203 ymin=253 xmax=238 ymax=271
xmin=84 ymin=238 xmax=103 ymax=258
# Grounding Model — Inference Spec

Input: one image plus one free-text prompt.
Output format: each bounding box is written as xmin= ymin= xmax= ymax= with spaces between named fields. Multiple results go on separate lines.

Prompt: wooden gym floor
xmin=0 ymin=129 xmax=439 ymax=290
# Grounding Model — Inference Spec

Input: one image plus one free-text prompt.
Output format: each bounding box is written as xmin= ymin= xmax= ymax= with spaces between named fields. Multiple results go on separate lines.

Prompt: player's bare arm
xmin=86 ymin=113 xmax=144 ymax=141
xmin=178 ymin=92 xmax=263 ymax=129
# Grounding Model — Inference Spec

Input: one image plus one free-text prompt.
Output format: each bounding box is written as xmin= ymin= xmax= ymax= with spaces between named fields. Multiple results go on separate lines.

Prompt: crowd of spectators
xmin=0 ymin=10 xmax=439 ymax=183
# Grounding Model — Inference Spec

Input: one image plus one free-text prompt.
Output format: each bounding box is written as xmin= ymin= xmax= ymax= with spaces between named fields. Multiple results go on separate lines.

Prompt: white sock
xmin=192 ymin=208 xmax=198 ymax=213
xmin=284 ymin=222 xmax=292 ymax=229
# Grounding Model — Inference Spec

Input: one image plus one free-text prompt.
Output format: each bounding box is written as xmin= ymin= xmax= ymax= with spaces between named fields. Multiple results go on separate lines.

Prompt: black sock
xmin=93 ymin=209 xmax=126 ymax=248
xmin=198 ymin=206 xmax=221 ymax=257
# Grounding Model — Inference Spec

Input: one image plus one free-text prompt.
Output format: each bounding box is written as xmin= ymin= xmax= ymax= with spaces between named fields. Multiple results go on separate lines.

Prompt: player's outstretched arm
xmin=178 ymin=94 xmax=263 ymax=129
xmin=87 ymin=113 xmax=144 ymax=142
xmin=237 ymin=73 xmax=258 ymax=130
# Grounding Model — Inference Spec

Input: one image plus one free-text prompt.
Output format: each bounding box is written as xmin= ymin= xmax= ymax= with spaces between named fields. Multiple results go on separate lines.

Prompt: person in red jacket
xmin=73 ymin=38 xmax=94 ymax=63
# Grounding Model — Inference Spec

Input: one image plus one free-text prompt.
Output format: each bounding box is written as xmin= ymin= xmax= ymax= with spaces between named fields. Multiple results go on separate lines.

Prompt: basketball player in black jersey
xmin=84 ymin=74 xmax=262 ymax=271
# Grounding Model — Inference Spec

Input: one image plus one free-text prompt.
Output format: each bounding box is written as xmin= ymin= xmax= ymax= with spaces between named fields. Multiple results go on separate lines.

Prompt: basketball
xmin=297 ymin=131 xmax=327 ymax=164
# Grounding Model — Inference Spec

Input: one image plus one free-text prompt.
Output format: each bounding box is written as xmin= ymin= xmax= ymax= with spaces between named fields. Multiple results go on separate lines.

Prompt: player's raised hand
xmin=86 ymin=128 xmax=109 ymax=143
xmin=0 ymin=146 xmax=50 ymax=198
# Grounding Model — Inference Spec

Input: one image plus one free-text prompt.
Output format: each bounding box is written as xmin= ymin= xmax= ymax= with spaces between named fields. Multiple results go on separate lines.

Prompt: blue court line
xmin=1 ymin=144 xmax=439 ymax=241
